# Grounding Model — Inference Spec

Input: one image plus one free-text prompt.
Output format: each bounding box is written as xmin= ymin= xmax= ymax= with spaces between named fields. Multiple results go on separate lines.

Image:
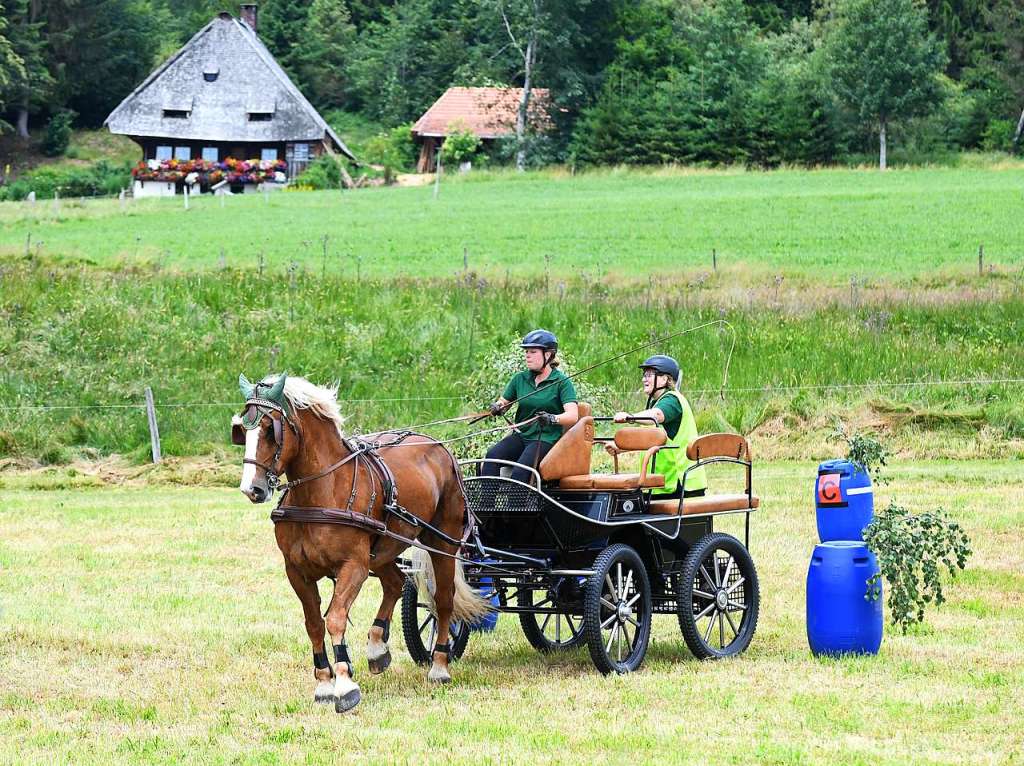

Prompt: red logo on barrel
xmin=817 ymin=473 xmax=842 ymax=505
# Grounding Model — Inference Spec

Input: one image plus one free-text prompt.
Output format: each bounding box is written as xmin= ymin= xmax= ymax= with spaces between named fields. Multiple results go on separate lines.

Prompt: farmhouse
xmin=411 ymin=87 xmax=551 ymax=172
xmin=104 ymin=4 xmax=354 ymax=196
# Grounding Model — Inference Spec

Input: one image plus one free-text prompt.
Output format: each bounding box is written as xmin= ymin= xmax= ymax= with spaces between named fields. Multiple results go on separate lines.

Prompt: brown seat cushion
xmin=558 ymin=473 xmax=666 ymax=490
xmin=648 ymin=493 xmax=760 ymax=516
xmin=539 ymin=417 xmax=594 ymax=480
xmin=613 ymin=427 xmax=666 ymax=451
xmin=686 ymin=433 xmax=751 ymax=461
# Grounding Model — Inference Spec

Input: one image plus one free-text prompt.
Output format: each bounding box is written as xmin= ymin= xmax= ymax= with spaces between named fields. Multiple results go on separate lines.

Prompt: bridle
xmin=233 ymin=395 xmax=298 ymax=493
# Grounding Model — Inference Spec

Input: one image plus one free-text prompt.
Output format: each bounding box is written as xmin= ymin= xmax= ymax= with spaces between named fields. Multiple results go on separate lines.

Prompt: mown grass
xmin=1 ymin=260 xmax=1023 ymax=463
xmin=0 ymin=461 xmax=1020 ymax=764
xmin=2 ymin=166 xmax=1024 ymax=281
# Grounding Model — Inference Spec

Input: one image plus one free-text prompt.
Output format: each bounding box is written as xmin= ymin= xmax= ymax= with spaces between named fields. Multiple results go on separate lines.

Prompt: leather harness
xmin=238 ymin=393 xmax=473 ymax=555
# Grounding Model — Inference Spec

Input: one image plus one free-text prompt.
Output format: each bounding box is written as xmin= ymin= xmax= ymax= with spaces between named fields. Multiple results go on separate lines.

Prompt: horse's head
xmin=233 ymin=372 xmax=300 ymax=503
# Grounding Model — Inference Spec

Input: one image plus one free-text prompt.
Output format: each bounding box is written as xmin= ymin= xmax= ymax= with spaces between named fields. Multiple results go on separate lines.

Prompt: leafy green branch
xmin=863 ymin=500 xmax=971 ymax=633
xmin=832 ymin=419 xmax=890 ymax=484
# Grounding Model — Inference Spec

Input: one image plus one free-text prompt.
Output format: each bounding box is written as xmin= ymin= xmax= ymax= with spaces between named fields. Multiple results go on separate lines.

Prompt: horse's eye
xmin=266 ymin=424 xmax=275 ymax=441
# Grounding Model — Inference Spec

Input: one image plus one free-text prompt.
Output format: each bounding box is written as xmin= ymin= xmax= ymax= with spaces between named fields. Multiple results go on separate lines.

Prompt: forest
xmin=1 ymin=0 xmax=1022 ymax=168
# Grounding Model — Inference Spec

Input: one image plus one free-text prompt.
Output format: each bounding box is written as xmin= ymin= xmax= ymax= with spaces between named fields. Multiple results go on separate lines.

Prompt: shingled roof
xmin=411 ymin=87 xmax=551 ymax=139
xmin=104 ymin=13 xmax=354 ymax=160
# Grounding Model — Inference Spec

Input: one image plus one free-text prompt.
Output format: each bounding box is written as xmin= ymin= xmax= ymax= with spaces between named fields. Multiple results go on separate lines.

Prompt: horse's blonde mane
xmin=262 ymin=375 xmax=345 ymax=437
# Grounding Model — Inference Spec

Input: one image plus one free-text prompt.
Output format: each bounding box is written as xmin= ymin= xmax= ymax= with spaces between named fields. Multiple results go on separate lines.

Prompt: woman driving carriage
xmin=482 ymin=329 xmax=579 ymax=483
xmin=610 ymin=355 xmax=707 ymax=499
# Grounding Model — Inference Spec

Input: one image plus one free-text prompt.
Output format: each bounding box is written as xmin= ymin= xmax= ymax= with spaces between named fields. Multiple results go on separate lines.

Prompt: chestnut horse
xmin=233 ymin=373 xmax=488 ymax=713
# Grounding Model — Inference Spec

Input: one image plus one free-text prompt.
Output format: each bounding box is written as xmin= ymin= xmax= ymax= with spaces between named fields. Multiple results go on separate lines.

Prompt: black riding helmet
xmin=520 ymin=329 xmax=558 ymax=350
xmin=639 ymin=354 xmax=680 ymax=382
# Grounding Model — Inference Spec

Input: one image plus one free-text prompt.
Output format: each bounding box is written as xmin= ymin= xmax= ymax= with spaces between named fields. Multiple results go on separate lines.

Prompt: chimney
xmin=240 ymin=3 xmax=257 ymax=32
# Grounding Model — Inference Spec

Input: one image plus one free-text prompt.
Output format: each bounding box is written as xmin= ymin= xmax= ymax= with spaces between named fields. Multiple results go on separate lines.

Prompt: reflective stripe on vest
xmin=650 ymin=390 xmax=708 ymax=495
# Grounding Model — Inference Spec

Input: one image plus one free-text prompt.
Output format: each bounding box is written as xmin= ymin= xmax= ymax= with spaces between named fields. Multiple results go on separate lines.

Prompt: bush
xmin=42 ymin=110 xmax=76 ymax=157
xmin=362 ymin=123 xmax=417 ymax=173
xmin=0 ymin=160 xmax=131 ymax=201
xmin=440 ymin=123 xmax=481 ymax=167
xmin=980 ymin=119 xmax=1015 ymax=153
xmin=293 ymin=156 xmax=342 ymax=190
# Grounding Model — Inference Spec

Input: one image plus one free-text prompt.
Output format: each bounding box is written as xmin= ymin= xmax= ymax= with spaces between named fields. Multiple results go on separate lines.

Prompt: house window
xmin=202 ymin=146 xmax=219 ymax=162
xmin=203 ymin=66 xmax=219 ymax=83
xmin=163 ymin=109 xmax=189 ymax=119
xmin=155 ymin=145 xmax=172 ymax=160
xmin=174 ymin=146 xmax=192 ymax=160
xmin=293 ymin=143 xmax=309 ymax=161
xmin=248 ymin=112 xmax=273 ymax=122
xmin=260 ymin=148 xmax=278 ymax=161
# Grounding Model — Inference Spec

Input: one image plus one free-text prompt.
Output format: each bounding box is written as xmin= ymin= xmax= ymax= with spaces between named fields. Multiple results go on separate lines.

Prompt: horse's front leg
xmin=283 ymin=563 xmax=335 ymax=705
xmin=325 ymin=559 xmax=370 ymax=713
xmin=366 ymin=560 xmax=404 ymax=674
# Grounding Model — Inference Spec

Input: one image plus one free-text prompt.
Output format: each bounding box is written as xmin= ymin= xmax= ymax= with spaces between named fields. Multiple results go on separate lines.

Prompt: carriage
xmin=400 ymin=405 xmax=762 ymax=675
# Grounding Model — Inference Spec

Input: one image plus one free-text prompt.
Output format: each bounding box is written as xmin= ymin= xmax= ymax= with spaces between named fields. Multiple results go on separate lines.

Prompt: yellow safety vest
xmin=651 ymin=390 xmax=707 ymax=495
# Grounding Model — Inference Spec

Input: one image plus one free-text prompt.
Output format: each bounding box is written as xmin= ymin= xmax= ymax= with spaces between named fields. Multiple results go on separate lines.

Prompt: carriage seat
xmin=542 ymin=421 xmax=669 ymax=490
xmin=647 ymin=433 xmax=758 ymax=515
xmin=648 ymin=494 xmax=760 ymax=515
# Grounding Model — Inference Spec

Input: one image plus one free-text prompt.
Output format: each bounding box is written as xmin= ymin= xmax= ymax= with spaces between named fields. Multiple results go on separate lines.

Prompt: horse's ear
xmin=239 ymin=373 xmax=256 ymax=400
xmin=267 ymin=372 xmax=287 ymax=405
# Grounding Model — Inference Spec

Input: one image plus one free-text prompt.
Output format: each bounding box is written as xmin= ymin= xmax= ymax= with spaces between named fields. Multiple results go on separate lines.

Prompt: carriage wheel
xmin=400 ymin=578 xmax=470 ymax=666
xmin=677 ymin=533 xmax=760 ymax=660
xmin=582 ymin=544 xmax=652 ymax=675
xmin=518 ymin=578 xmax=586 ymax=652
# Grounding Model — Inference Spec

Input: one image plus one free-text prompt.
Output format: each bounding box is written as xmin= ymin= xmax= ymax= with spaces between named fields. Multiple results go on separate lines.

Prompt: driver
xmin=482 ymin=329 xmax=579 ymax=483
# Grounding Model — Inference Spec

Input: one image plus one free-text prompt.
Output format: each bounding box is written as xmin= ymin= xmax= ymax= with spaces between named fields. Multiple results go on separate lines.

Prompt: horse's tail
xmin=409 ymin=547 xmax=492 ymax=625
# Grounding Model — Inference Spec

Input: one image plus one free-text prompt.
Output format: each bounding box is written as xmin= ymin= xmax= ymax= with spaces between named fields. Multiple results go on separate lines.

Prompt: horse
xmin=233 ymin=372 xmax=489 ymax=713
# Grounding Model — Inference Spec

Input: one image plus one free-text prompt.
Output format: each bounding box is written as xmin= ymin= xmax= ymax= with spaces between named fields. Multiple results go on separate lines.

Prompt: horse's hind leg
xmin=426 ymin=549 xmax=456 ymax=684
xmin=325 ymin=559 xmax=370 ymax=713
xmin=284 ymin=563 xmax=335 ymax=704
xmin=366 ymin=561 xmax=403 ymax=674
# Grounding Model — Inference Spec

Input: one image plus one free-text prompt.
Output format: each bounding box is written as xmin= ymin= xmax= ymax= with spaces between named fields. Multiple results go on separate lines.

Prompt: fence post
xmin=144 ymin=387 xmax=162 ymax=464
xmin=978 ymin=244 xmax=984 ymax=277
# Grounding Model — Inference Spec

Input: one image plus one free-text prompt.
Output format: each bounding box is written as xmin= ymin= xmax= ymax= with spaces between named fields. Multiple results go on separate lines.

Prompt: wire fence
xmin=3 ymin=377 xmax=1022 ymax=413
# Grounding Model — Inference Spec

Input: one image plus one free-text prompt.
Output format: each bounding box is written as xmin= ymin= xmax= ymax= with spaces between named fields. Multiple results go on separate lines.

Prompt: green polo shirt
xmin=503 ymin=369 xmax=578 ymax=444
xmin=651 ymin=392 xmax=683 ymax=439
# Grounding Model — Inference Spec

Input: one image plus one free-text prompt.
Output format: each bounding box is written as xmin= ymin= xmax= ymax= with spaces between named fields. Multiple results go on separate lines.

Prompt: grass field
xmin=2 ymin=260 xmax=1023 ymax=462
xmin=1 ymin=460 xmax=1020 ymax=764
xmin=3 ymin=166 xmax=1024 ymax=281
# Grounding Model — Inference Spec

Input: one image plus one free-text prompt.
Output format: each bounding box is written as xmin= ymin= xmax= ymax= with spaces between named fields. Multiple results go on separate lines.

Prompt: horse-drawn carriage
xmin=236 ymin=375 xmax=761 ymax=712
xmin=401 ymin=404 xmax=761 ymax=675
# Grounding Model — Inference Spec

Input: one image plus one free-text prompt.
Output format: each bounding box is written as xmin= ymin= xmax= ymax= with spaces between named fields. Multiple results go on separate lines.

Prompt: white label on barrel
xmin=846 ymin=487 xmax=873 ymax=496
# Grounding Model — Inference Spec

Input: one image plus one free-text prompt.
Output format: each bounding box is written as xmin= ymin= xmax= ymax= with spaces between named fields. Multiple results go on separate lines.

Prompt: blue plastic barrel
xmin=806 ymin=541 xmax=883 ymax=656
xmin=815 ymin=459 xmax=874 ymax=542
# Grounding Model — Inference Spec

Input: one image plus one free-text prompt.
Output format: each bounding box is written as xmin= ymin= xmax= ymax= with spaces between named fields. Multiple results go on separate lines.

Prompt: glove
xmin=537 ymin=412 xmax=560 ymax=426
xmin=489 ymin=401 xmax=506 ymax=417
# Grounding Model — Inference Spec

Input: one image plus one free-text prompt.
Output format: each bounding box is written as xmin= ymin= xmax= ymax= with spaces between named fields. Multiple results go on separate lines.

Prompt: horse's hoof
xmin=334 ymin=687 xmax=361 ymax=713
xmin=367 ymin=649 xmax=392 ymax=675
xmin=427 ymin=666 xmax=452 ymax=684
xmin=314 ymin=681 xmax=336 ymax=704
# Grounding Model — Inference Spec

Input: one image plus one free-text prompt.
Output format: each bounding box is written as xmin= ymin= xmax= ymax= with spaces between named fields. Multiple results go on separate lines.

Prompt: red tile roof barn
xmin=412 ymin=87 xmax=552 ymax=139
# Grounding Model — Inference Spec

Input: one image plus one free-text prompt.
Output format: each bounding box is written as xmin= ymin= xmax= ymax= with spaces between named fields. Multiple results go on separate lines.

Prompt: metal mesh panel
xmin=465 ymin=478 xmax=541 ymax=516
